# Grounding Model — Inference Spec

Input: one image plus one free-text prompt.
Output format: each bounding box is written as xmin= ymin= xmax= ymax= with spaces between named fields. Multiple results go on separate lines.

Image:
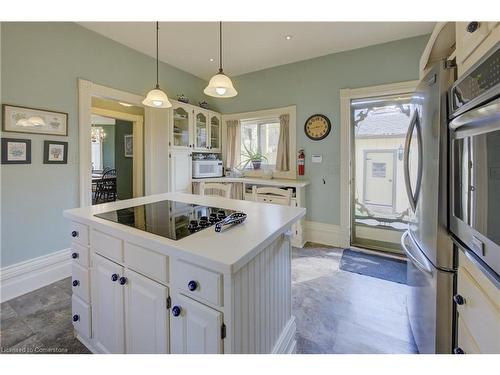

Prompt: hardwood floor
xmin=0 ymin=243 xmax=417 ymax=354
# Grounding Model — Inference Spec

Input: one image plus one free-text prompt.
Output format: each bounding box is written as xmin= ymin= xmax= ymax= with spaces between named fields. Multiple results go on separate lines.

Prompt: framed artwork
xmin=2 ymin=104 xmax=68 ymax=136
xmin=124 ymin=134 xmax=133 ymax=157
xmin=44 ymin=140 xmax=68 ymax=164
xmin=1 ymin=138 xmax=31 ymax=164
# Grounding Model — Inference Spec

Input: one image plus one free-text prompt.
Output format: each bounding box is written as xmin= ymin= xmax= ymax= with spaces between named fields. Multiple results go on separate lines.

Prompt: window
xmin=240 ymin=118 xmax=280 ymax=168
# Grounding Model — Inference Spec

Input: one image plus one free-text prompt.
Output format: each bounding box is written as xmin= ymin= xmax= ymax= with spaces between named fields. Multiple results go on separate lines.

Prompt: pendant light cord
xmin=219 ymin=21 xmax=223 ymax=74
xmin=156 ymin=21 xmax=160 ymax=88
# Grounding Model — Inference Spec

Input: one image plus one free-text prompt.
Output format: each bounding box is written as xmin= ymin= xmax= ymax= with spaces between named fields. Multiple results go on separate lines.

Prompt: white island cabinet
xmin=64 ymin=192 xmax=305 ymax=354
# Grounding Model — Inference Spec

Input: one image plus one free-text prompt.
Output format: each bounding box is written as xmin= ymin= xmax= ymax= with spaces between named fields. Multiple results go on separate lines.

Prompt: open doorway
xmin=90 ymin=97 xmax=144 ymax=205
xmin=351 ymin=93 xmax=416 ymax=253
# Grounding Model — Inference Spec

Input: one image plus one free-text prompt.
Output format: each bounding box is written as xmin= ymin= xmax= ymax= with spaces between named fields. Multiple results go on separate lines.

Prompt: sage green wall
xmin=215 ymin=34 xmax=429 ymax=225
xmin=1 ymin=22 xmax=211 ymax=267
xmin=114 ymin=120 xmax=133 ymax=200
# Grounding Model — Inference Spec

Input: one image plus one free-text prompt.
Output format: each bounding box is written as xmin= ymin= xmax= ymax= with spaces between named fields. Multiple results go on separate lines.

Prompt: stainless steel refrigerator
xmin=401 ymin=60 xmax=456 ymax=354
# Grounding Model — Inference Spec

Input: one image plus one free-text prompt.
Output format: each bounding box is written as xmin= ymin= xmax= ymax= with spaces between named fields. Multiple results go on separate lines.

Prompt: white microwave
xmin=192 ymin=159 xmax=223 ymax=179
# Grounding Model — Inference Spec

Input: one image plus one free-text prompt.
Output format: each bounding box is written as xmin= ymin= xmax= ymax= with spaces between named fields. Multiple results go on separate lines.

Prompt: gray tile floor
xmin=0 ymin=244 xmax=416 ymax=354
xmin=293 ymin=244 xmax=417 ymax=353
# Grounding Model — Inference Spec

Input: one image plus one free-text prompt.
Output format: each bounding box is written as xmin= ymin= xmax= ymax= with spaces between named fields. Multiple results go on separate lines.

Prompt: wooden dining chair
xmin=199 ymin=182 xmax=232 ymax=199
xmin=95 ymin=168 xmax=117 ymax=203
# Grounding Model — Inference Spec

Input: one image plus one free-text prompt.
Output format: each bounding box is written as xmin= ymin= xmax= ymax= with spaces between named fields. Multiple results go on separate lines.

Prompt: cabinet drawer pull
xmin=72 ymin=314 xmax=80 ymax=322
xmin=453 ymin=347 xmax=465 ymax=354
xmin=111 ymin=274 xmax=119 ymax=282
xmin=188 ymin=280 xmax=198 ymax=291
xmin=172 ymin=305 xmax=182 ymax=317
xmin=453 ymin=294 xmax=466 ymax=305
xmin=72 ymin=280 xmax=80 ymax=287
xmin=119 ymin=276 xmax=127 ymax=285
xmin=71 ymin=252 xmax=79 ymax=259
xmin=71 ymin=231 xmax=79 ymax=238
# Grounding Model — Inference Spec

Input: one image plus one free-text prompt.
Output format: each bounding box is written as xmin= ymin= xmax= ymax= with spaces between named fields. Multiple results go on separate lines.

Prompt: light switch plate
xmin=312 ymin=154 xmax=323 ymax=163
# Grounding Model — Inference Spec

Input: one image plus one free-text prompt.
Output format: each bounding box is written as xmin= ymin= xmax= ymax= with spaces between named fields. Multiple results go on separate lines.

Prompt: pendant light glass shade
xmin=143 ymin=85 xmax=172 ymax=108
xmin=204 ymin=22 xmax=237 ymax=98
xmin=204 ymin=72 xmax=237 ymax=98
xmin=143 ymin=22 xmax=172 ymax=109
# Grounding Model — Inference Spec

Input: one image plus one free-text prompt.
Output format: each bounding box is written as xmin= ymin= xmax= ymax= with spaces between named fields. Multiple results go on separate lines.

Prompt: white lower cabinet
xmin=124 ymin=269 xmax=169 ymax=354
xmin=92 ymin=254 xmax=125 ymax=354
xmin=92 ymin=254 xmax=170 ymax=354
xmin=170 ymin=293 xmax=223 ymax=354
xmin=169 ymin=150 xmax=192 ymax=193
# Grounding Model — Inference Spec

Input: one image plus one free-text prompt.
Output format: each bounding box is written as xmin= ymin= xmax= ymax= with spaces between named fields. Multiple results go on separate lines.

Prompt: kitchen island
xmin=64 ymin=192 xmax=305 ymax=354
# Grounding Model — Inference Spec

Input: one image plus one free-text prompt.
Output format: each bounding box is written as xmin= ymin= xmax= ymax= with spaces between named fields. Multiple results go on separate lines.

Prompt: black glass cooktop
xmin=94 ymin=200 xmax=235 ymax=241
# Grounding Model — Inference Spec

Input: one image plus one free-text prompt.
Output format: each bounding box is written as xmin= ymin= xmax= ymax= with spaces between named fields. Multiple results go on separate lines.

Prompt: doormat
xmin=339 ymin=249 xmax=407 ymax=284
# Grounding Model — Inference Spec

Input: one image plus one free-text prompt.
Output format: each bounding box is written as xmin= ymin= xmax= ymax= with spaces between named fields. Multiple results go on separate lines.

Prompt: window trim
xmin=222 ymin=105 xmax=297 ymax=179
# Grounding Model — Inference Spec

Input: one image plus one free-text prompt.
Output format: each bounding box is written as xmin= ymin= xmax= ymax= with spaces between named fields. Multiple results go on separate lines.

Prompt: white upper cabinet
xmin=124 ymin=269 xmax=169 ymax=354
xmin=171 ymin=103 xmax=192 ymax=149
xmin=456 ymin=22 xmax=499 ymax=77
xmin=194 ymin=108 xmax=209 ymax=151
xmin=170 ymin=293 xmax=223 ymax=354
xmin=92 ymin=254 xmax=125 ymax=354
xmin=209 ymin=111 xmax=221 ymax=152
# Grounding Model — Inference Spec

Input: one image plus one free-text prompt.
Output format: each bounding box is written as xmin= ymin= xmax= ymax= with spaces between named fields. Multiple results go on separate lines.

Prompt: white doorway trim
xmin=78 ymin=79 xmax=145 ymax=206
xmin=339 ymin=80 xmax=418 ymax=247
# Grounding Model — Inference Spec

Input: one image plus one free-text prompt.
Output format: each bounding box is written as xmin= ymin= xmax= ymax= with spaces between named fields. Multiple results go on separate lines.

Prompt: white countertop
xmin=64 ymin=192 xmax=306 ymax=273
xmin=191 ymin=176 xmax=310 ymax=188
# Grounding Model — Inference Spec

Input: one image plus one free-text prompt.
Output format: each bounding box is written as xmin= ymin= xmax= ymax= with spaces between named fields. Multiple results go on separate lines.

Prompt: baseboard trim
xmin=304 ymin=220 xmax=349 ymax=248
xmin=1 ymin=248 xmax=71 ymax=303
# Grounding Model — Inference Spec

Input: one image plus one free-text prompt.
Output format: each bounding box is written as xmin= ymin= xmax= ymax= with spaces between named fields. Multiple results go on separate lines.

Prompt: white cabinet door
xmin=92 ymin=254 xmax=125 ymax=353
xmin=194 ymin=108 xmax=209 ymax=151
xmin=169 ymin=150 xmax=192 ymax=193
xmin=124 ymin=269 xmax=169 ymax=353
xmin=208 ymin=112 xmax=221 ymax=152
xmin=170 ymin=294 xmax=223 ymax=354
xmin=171 ymin=103 xmax=192 ymax=149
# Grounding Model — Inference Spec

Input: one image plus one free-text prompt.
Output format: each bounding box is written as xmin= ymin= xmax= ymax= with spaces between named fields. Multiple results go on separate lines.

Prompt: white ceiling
xmin=79 ymin=22 xmax=434 ymax=79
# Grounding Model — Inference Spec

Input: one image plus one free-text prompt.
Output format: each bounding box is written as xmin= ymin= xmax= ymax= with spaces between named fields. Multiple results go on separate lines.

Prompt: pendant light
xmin=204 ymin=22 xmax=238 ymax=98
xmin=143 ymin=22 xmax=172 ymax=108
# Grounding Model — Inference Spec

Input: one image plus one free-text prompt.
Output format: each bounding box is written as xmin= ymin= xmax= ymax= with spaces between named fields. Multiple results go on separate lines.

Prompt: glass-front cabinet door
xmin=194 ymin=110 xmax=208 ymax=150
xmin=209 ymin=112 xmax=221 ymax=152
xmin=172 ymin=104 xmax=191 ymax=148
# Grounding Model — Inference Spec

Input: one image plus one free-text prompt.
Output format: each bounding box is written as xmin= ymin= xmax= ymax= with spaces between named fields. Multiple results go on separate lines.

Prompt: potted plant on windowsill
xmin=238 ymin=144 xmax=268 ymax=170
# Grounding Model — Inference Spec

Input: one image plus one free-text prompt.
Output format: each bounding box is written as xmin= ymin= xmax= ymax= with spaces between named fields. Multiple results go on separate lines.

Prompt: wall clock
xmin=304 ymin=114 xmax=331 ymax=141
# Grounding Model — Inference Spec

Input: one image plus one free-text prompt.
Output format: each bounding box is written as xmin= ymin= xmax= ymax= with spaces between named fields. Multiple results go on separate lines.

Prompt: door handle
xmin=401 ymin=231 xmax=433 ymax=274
xmin=403 ymin=110 xmax=423 ymax=212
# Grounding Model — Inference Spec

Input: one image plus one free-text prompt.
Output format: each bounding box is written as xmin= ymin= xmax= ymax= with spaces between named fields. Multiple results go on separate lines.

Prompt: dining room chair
xmin=199 ymin=182 xmax=232 ymax=199
xmin=95 ymin=168 xmax=117 ymax=203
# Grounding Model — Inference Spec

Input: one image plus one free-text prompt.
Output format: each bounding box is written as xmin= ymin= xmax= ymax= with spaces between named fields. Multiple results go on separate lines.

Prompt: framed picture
xmin=2 ymin=104 xmax=68 ymax=136
xmin=1 ymin=138 xmax=31 ymax=164
xmin=44 ymin=140 xmax=68 ymax=164
xmin=124 ymin=134 xmax=133 ymax=157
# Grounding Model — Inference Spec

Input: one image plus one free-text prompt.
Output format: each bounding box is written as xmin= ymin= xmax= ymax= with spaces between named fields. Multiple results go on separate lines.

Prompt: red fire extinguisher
xmin=298 ymin=149 xmax=305 ymax=176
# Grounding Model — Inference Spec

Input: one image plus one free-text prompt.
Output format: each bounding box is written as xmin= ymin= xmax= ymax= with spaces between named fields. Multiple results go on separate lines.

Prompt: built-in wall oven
xmin=449 ymin=43 xmax=500 ymax=276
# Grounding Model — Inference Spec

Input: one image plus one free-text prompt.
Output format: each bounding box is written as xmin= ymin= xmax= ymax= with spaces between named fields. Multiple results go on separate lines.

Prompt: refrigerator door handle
xmin=401 ymin=231 xmax=433 ymax=274
xmin=403 ymin=110 xmax=423 ymax=212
